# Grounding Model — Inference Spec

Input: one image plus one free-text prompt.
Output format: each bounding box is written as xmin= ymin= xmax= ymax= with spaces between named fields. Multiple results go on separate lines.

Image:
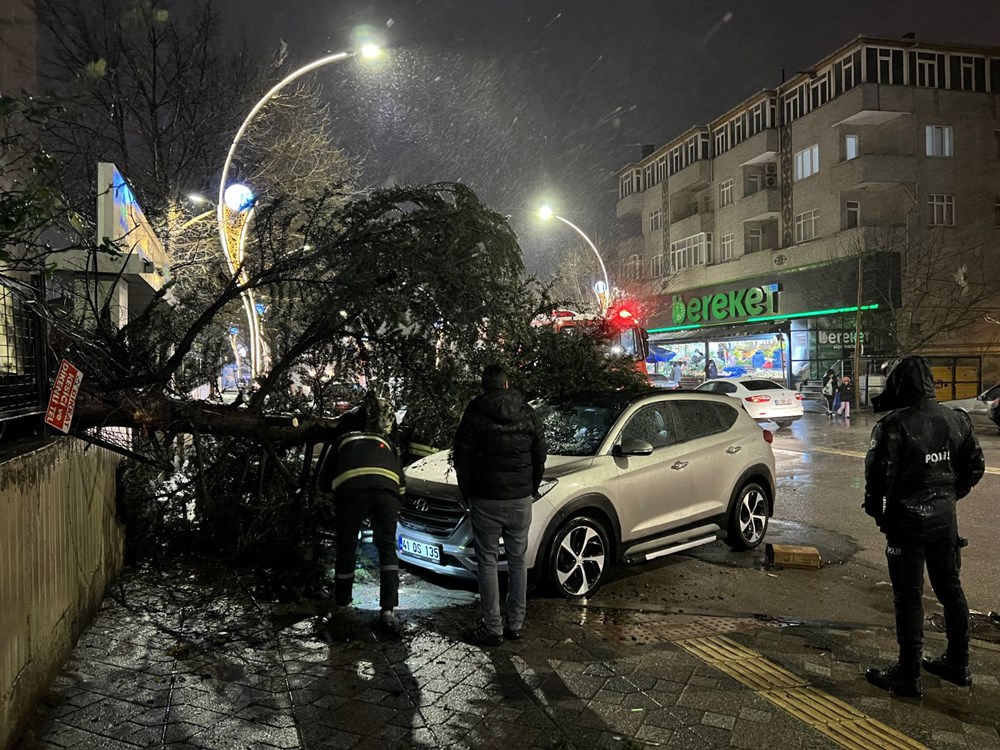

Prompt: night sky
xmin=213 ymin=0 xmax=1000 ymax=275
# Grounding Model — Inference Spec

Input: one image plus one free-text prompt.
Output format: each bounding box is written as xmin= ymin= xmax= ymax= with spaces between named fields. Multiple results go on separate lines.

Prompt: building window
xmin=794 ymin=144 xmax=820 ymax=181
xmin=619 ymin=169 xmax=641 ymax=199
xmin=750 ymin=101 xmax=765 ymax=134
xmin=794 ymin=209 xmax=820 ymax=243
xmin=915 ymin=52 xmax=942 ymax=88
xmin=746 ymin=173 xmax=761 ymax=196
xmin=719 ymin=179 xmax=733 ymax=208
xmin=720 ymin=233 xmax=734 ymax=261
xmin=644 ymin=163 xmax=654 ymax=187
xmin=650 ymin=254 xmax=663 ymax=278
xmin=714 ymin=125 xmax=730 ymax=156
xmin=925 ymin=125 xmax=954 ymax=157
xmin=845 ymin=201 xmax=861 ymax=229
xmin=732 ymin=113 xmax=746 ymax=144
xmin=649 ymin=209 xmax=663 ymax=232
xmin=745 ymin=227 xmax=763 ymax=253
xmin=845 ymin=134 xmax=859 ymax=160
xmin=669 ymin=233 xmax=712 ymax=273
xmin=810 ymin=74 xmax=831 ymax=109
xmin=842 ymin=53 xmax=856 ymax=90
xmin=928 ymin=194 xmax=955 ymax=226
xmin=655 ymin=156 xmax=667 ymax=184
xmin=626 ymin=254 xmax=643 ymax=280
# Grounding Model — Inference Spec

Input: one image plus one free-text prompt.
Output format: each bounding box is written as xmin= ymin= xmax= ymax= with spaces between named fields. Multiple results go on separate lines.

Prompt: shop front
xmin=645 ymin=256 xmax=899 ymax=390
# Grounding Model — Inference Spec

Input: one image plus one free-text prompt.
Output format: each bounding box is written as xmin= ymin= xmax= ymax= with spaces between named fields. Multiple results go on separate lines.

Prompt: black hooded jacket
xmin=864 ymin=356 xmax=984 ymax=536
xmin=453 ymin=388 xmax=547 ymax=501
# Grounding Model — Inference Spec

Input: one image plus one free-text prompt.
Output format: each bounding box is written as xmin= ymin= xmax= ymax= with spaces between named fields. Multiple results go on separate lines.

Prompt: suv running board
xmin=623 ymin=534 xmax=718 ymax=565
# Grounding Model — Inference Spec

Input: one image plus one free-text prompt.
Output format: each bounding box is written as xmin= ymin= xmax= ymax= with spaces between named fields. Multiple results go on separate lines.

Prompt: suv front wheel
xmin=726 ymin=482 xmax=769 ymax=550
xmin=548 ymin=516 xmax=610 ymax=599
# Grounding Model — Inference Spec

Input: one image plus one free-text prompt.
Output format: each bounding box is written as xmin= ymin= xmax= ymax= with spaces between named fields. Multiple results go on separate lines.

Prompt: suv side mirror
xmin=616 ymin=438 xmax=654 ymax=456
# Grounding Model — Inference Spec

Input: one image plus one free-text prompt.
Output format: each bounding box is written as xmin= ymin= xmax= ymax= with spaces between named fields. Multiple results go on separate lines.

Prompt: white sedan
xmin=695 ymin=376 xmax=804 ymax=428
xmin=942 ymin=383 xmax=1000 ymax=431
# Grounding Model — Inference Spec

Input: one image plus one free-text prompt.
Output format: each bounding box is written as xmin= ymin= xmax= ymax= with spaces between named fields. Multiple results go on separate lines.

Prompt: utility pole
xmin=854 ymin=251 xmax=863 ymax=408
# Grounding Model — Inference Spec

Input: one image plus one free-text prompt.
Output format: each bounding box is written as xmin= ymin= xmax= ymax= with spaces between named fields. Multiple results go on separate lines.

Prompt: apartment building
xmin=615 ymin=35 xmax=1000 ymax=399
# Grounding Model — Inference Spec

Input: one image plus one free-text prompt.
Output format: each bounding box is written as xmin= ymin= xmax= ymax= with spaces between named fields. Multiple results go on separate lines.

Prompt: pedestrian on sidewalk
xmin=321 ymin=398 xmax=406 ymax=634
xmin=454 ymin=364 xmax=546 ymax=647
xmin=863 ymin=355 xmax=984 ymax=698
xmin=836 ymin=376 xmax=854 ymax=419
xmin=821 ymin=368 xmax=838 ymax=417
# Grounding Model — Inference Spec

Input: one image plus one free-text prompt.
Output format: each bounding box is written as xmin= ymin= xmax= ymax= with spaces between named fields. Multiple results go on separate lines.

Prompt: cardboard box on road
xmin=766 ymin=543 xmax=821 ymax=569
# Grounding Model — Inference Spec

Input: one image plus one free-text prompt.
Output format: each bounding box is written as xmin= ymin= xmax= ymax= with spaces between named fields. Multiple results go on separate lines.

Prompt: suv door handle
xmin=671 ymin=461 xmax=688 ymax=470
xmin=725 ymin=446 xmax=742 ymax=454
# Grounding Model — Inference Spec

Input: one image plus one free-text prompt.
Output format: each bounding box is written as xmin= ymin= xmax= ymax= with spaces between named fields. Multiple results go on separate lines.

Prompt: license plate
xmin=398 ymin=536 xmax=441 ymax=563
xmin=774 ymin=400 xmax=788 ymax=405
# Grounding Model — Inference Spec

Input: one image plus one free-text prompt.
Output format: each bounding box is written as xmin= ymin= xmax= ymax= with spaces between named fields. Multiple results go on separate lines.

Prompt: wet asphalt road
xmin=403 ymin=405 xmax=1000 ymax=634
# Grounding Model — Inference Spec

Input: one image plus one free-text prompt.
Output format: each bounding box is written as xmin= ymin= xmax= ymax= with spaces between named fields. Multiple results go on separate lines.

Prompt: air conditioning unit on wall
xmin=765 ymin=163 xmax=777 ymax=176
xmin=765 ymin=174 xmax=778 ymax=188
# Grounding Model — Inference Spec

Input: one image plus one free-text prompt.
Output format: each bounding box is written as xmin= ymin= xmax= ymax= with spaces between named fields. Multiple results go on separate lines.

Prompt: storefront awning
xmin=649 ymin=320 xmax=790 ymax=344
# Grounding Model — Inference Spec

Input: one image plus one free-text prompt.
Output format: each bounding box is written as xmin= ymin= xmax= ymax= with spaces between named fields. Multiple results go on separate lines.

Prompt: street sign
xmin=44 ymin=360 xmax=84 ymax=434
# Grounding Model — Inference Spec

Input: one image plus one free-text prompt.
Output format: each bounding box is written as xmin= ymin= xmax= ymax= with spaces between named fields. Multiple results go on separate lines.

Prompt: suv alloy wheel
xmin=548 ymin=515 xmax=611 ymax=599
xmin=726 ymin=482 xmax=769 ymax=550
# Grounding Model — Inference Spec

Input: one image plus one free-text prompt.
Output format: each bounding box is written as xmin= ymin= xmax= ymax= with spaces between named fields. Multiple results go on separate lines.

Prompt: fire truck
xmin=532 ymin=304 xmax=650 ymax=374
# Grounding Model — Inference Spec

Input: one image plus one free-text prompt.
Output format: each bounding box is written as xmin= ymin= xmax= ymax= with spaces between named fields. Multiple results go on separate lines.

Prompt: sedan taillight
xmin=795 ymin=393 xmax=805 ymax=400
xmin=745 ymin=395 xmax=771 ymax=403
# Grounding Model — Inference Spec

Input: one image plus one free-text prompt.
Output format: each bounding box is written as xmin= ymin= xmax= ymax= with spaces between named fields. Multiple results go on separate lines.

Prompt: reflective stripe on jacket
xmin=326 ymin=432 xmax=405 ymax=495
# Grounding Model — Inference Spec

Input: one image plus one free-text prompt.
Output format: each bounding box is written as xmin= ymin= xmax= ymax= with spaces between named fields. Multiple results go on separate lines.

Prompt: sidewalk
xmin=12 ymin=566 xmax=1000 ymax=750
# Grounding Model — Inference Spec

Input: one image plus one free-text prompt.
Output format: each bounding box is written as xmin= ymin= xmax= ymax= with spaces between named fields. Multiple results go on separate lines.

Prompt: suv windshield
xmin=534 ymin=399 xmax=627 ymax=456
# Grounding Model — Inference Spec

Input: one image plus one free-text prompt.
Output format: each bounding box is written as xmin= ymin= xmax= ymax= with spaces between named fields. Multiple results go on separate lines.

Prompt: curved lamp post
xmin=216 ymin=45 xmax=380 ymax=376
xmin=539 ymin=206 xmax=611 ymax=314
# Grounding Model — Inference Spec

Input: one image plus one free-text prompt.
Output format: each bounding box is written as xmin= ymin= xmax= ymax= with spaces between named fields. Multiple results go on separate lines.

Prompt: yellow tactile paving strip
xmin=675 ymin=635 xmax=930 ymax=750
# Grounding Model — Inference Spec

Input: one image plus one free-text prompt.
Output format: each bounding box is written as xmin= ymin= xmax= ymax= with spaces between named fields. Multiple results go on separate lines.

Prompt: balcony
xmin=832 ymin=154 xmax=916 ymax=191
xmin=737 ymin=129 xmax=779 ymax=166
xmin=668 ymin=159 xmax=712 ymax=195
xmin=738 ymin=187 xmax=781 ymax=222
xmin=616 ymin=191 xmax=642 ymax=218
xmin=670 ymin=210 xmax=714 ymax=240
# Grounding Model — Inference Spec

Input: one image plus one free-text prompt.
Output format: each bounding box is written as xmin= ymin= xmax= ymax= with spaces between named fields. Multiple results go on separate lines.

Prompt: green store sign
xmin=671 ymin=283 xmax=780 ymax=325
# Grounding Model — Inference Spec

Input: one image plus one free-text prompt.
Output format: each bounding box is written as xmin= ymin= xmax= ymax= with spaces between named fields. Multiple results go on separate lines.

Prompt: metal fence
xmin=0 ymin=277 xmax=47 ymax=423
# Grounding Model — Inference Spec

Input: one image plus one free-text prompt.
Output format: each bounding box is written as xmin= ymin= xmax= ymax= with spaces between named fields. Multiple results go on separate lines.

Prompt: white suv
xmin=397 ymin=390 xmax=776 ymax=598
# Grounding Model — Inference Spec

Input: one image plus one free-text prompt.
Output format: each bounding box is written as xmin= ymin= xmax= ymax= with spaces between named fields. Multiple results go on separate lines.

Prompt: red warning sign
xmin=44 ymin=359 xmax=84 ymax=433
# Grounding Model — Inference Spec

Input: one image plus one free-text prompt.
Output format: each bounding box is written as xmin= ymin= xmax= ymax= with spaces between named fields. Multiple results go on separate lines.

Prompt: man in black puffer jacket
xmin=864 ymin=355 xmax=984 ymax=698
xmin=454 ymin=364 xmax=546 ymax=647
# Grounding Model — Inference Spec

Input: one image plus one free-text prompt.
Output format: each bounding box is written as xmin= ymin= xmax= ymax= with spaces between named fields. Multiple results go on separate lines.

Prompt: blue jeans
xmin=469 ymin=496 xmax=532 ymax=636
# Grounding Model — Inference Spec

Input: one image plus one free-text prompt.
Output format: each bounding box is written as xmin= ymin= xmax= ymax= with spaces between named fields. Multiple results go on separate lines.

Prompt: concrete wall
xmin=0 ymin=438 xmax=123 ymax=749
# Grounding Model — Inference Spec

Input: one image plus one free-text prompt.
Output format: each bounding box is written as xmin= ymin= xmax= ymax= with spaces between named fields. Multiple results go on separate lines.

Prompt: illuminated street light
xmin=217 ymin=44 xmax=381 ymax=376
xmin=538 ymin=206 xmax=611 ymax=314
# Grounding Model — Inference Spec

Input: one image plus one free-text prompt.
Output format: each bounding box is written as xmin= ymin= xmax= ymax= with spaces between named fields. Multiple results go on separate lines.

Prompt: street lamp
xmin=216 ymin=44 xmax=382 ymax=377
xmin=538 ymin=206 xmax=611 ymax=314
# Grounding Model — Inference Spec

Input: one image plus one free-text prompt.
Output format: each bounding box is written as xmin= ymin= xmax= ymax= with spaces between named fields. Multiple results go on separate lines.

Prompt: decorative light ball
xmin=223 ymin=183 xmax=255 ymax=212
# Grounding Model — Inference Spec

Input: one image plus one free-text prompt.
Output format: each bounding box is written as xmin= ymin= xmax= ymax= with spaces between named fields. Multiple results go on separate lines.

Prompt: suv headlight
xmin=534 ymin=478 xmax=558 ymax=501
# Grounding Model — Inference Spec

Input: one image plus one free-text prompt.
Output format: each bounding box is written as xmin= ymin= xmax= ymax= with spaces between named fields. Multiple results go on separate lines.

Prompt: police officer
xmin=322 ymin=402 xmax=405 ymax=632
xmin=864 ymin=355 xmax=984 ymax=697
